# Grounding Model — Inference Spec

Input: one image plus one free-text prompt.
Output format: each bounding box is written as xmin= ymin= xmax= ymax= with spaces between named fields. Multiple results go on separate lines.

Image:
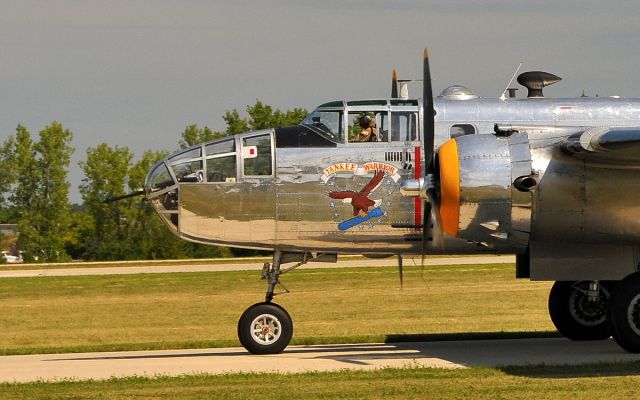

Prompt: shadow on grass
xmin=500 ymin=360 xmax=640 ymax=379
xmin=384 ymin=331 xmax=561 ymax=343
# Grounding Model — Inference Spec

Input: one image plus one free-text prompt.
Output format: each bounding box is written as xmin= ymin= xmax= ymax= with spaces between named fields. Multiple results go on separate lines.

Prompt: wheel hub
xmin=569 ymin=284 xmax=609 ymax=326
xmin=250 ymin=313 xmax=282 ymax=345
xmin=627 ymin=294 xmax=640 ymax=336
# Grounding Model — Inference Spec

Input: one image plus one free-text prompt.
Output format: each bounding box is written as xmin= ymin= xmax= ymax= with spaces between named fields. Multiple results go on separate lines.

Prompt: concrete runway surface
xmin=1 ymin=338 xmax=639 ymax=383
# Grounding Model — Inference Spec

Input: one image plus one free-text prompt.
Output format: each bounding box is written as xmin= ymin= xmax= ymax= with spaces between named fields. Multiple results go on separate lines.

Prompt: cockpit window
xmin=348 ymin=112 xmax=387 ymax=143
xmin=168 ymin=147 xmax=201 ymax=163
xmin=172 ymin=160 xmax=203 ymax=183
xmin=391 ymin=112 xmax=418 ymax=141
xmin=207 ymin=156 xmax=236 ymax=182
xmin=206 ymin=139 xmax=235 ymax=156
xmin=148 ymin=163 xmax=175 ymax=191
xmin=301 ymin=110 xmax=343 ymax=143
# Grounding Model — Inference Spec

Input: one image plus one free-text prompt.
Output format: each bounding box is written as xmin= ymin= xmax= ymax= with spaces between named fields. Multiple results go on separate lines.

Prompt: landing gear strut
xmin=237 ymin=250 xmax=333 ymax=354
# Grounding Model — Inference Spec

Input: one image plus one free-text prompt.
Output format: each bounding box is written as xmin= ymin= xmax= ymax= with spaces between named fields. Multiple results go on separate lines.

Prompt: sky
xmin=1 ymin=0 xmax=639 ymax=203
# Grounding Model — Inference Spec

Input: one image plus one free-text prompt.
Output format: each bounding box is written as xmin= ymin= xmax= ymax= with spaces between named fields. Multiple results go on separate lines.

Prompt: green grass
xmin=2 ymin=362 xmax=640 ymax=399
xmin=0 ymin=263 xmax=554 ymax=355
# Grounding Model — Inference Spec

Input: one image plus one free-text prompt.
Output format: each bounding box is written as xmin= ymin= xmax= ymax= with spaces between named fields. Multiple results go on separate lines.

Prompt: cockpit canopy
xmin=300 ymin=99 xmax=421 ymax=144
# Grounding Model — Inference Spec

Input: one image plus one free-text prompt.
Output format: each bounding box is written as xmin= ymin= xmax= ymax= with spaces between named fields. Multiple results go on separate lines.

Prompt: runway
xmin=1 ymin=337 xmax=638 ymax=383
xmin=0 ymin=255 xmax=515 ymax=278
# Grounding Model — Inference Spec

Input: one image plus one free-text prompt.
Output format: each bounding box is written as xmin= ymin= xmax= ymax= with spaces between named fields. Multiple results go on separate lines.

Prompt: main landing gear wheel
xmin=608 ymin=272 xmax=640 ymax=353
xmin=548 ymin=281 xmax=613 ymax=340
xmin=238 ymin=302 xmax=293 ymax=355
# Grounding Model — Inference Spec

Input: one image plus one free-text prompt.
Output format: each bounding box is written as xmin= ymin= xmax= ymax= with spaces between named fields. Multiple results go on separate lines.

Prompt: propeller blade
xmin=391 ymin=69 xmax=399 ymax=98
xmin=423 ymin=48 xmax=435 ymax=174
xmin=103 ymin=190 xmax=145 ymax=204
xmin=397 ymin=255 xmax=404 ymax=289
xmin=421 ymin=48 xmax=439 ymax=264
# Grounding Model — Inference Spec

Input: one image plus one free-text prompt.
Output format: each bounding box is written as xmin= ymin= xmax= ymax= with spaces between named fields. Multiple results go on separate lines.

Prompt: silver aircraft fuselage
xmin=145 ymin=94 xmax=640 ymax=265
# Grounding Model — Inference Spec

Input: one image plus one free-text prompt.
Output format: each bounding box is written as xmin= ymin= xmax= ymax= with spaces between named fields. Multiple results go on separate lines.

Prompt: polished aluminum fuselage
xmin=146 ymin=96 xmax=640 ymax=275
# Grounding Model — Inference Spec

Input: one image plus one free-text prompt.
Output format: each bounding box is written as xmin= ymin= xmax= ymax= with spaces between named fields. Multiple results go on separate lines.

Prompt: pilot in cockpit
xmin=354 ymin=113 xmax=379 ymax=142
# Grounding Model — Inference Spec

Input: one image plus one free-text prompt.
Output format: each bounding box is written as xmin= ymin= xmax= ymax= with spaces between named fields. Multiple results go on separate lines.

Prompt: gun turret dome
xmin=517 ymin=71 xmax=562 ymax=98
xmin=438 ymin=85 xmax=478 ymax=100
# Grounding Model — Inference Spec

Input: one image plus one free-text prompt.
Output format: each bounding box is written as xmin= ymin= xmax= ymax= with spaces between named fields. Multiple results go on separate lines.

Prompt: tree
xmin=0 ymin=135 xmax=17 ymax=222
xmin=179 ymin=125 xmax=225 ymax=150
xmin=12 ymin=123 xmax=74 ymax=262
xmin=245 ymin=101 xmax=307 ymax=131
xmin=222 ymin=110 xmax=250 ymax=135
xmin=79 ymin=143 xmax=134 ymax=260
xmin=180 ymin=100 xmax=308 ymax=148
xmin=33 ymin=122 xmax=74 ymax=261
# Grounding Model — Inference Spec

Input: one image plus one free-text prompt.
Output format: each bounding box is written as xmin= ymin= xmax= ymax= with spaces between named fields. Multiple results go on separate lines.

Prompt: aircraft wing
xmin=562 ymin=127 xmax=640 ymax=163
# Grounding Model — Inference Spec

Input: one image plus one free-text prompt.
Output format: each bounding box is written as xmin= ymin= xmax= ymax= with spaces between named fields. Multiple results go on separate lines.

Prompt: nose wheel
xmin=238 ymin=302 xmax=293 ymax=354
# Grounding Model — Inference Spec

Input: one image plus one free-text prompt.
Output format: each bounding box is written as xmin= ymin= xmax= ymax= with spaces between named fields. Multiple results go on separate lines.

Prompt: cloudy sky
xmin=1 ymin=0 xmax=639 ymax=202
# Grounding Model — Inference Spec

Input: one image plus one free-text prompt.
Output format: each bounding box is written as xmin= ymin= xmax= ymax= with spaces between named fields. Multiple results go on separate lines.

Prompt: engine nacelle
xmin=437 ymin=133 xmax=533 ymax=252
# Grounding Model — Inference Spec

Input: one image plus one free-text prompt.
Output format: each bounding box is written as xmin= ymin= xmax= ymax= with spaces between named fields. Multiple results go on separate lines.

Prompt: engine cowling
xmin=437 ymin=133 xmax=533 ymax=251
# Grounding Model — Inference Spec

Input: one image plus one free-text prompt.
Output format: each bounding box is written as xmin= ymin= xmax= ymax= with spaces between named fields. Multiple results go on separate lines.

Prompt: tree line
xmin=0 ymin=101 xmax=307 ymax=263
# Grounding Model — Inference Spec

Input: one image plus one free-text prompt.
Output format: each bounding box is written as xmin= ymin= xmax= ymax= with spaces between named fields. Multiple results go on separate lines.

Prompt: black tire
xmin=608 ymin=272 xmax=640 ymax=353
xmin=237 ymin=302 xmax=293 ymax=355
xmin=548 ymin=281 xmax=613 ymax=340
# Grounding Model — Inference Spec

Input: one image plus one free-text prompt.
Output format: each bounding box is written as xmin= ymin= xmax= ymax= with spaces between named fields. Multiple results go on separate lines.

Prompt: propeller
xmin=391 ymin=69 xmax=399 ymax=98
xmin=421 ymin=48 xmax=440 ymax=263
xmin=397 ymin=255 xmax=404 ymax=289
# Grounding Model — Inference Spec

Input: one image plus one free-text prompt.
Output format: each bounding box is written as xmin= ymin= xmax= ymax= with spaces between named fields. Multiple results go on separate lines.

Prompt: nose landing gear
xmin=237 ymin=250 xmax=336 ymax=354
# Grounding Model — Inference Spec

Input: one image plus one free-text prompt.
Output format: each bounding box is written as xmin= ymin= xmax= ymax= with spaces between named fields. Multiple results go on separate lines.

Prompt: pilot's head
xmin=359 ymin=114 xmax=372 ymax=129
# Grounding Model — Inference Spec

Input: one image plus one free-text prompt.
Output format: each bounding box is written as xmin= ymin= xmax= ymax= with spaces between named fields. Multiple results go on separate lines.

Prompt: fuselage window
xmin=391 ymin=112 xmax=418 ymax=141
xmin=243 ymin=134 xmax=272 ymax=176
xmin=450 ymin=124 xmax=476 ymax=138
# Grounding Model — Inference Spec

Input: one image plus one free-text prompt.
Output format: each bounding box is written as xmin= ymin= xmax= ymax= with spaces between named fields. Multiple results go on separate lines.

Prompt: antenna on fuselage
xmin=499 ymin=61 xmax=524 ymax=100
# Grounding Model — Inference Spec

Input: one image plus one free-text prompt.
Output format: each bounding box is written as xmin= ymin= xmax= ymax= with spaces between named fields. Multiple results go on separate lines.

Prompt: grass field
xmin=2 ymin=363 xmax=640 ymax=399
xmin=0 ymin=262 xmax=554 ymax=355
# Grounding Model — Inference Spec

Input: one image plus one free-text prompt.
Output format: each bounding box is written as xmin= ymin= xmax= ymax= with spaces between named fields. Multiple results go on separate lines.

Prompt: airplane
xmin=141 ymin=48 xmax=640 ymax=355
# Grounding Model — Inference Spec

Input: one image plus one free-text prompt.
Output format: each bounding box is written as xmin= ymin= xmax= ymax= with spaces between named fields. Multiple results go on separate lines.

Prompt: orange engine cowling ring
xmin=437 ymin=139 xmax=460 ymax=237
